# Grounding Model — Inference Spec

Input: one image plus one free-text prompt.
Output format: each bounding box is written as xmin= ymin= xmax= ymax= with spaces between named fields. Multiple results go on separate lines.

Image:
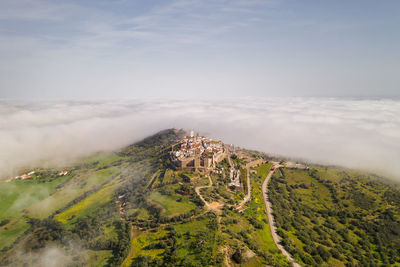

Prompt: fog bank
xmin=1 ymin=98 xmax=399 ymax=179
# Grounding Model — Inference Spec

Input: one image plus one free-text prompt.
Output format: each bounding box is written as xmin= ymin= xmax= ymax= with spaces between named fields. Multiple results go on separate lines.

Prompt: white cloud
xmin=0 ymin=0 xmax=72 ymax=21
xmin=0 ymin=98 xmax=399 ymax=180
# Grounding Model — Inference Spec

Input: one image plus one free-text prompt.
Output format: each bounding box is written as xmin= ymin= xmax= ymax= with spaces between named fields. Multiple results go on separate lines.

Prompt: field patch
xmin=0 ymin=218 xmax=30 ymax=250
xmin=54 ymin=181 xmax=121 ymax=225
xmin=27 ymin=166 xmax=120 ymax=218
xmin=0 ymin=176 xmax=71 ymax=250
xmin=148 ymin=191 xmax=196 ymax=217
xmin=122 ymin=229 xmax=167 ymax=266
xmin=83 ymin=249 xmax=113 ymax=267
xmin=174 ymin=214 xmax=218 ymax=265
xmin=0 ymin=176 xmax=70 ymax=220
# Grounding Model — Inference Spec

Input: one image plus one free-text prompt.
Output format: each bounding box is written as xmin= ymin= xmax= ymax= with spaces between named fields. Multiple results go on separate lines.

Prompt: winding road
xmin=262 ymin=163 xmax=301 ymax=267
xmin=195 ymin=175 xmax=223 ymax=214
xmin=196 ymin=156 xmax=304 ymax=266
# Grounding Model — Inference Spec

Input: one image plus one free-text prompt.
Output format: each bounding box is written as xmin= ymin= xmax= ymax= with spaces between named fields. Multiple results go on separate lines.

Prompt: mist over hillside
xmin=1 ymin=98 xmax=399 ymax=180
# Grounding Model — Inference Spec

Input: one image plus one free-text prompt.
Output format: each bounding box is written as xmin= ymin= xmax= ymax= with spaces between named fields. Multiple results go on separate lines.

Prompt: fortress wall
xmin=245 ymin=159 xmax=265 ymax=169
xmin=214 ymin=152 xmax=227 ymax=163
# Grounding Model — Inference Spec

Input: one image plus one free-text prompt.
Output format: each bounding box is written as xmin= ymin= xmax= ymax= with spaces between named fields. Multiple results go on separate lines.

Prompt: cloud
xmin=0 ymin=98 xmax=399 ymax=180
xmin=0 ymin=0 xmax=286 ymax=64
xmin=7 ymin=243 xmax=81 ymax=267
xmin=9 ymin=186 xmax=50 ymax=212
xmin=37 ymin=246 xmax=70 ymax=267
xmin=0 ymin=0 xmax=73 ymax=21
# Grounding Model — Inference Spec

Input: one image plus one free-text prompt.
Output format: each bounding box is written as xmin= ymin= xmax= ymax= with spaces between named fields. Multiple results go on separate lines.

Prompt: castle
xmin=170 ymin=131 xmax=226 ymax=171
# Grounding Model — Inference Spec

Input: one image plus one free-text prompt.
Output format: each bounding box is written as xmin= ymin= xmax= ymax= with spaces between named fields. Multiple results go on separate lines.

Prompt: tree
xmin=232 ymin=249 xmax=243 ymax=263
xmin=131 ymin=255 xmax=152 ymax=267
xmin=317 ymin=245 xmax=331 ymax=262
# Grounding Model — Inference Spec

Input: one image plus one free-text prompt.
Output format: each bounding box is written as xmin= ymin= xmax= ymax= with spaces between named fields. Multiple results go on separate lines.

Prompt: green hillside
xmin=0 ymin=129 xmax=186 ymax=266
xmin=269 ymin=167 xmax=400 ymax=266
xmin=0 ymin=129 xmax=399 ymax=267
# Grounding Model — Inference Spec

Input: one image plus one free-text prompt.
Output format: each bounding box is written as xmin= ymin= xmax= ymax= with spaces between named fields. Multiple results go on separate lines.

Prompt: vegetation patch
xmin=148 ymin=190 xmax=196 ymax=217
xmin=82 ymin=249 xmax=113 ymax=267
xmin=0 ymin=218 xmax=30 ymax=251
xmin=0 ymin=176 xmax=71 ymax=220
xmin=123 ymin=229 xmax=167 ymax=266
xmin=269 ymin=167 xmax=400 ymax=266
xmin=26 ymin=166 xmax=120 ymax=219
xmin=54 ymin=181 xmax=121 ymax=225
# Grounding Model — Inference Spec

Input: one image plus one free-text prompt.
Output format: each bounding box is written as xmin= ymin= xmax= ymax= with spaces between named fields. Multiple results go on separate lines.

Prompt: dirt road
xmin=262 ymin=164 xmax=301 ymax=267
xmin=195 ymin=175 xmax=222 ymax=214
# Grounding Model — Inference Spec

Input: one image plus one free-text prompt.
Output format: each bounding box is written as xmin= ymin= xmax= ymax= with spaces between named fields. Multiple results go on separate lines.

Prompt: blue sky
xmin=0 ymin=0 xmax=399 ymax=99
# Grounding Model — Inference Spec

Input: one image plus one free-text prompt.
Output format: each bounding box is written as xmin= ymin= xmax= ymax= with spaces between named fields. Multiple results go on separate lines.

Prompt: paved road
xmin=262 ymin=163 xmax=301 ymax=267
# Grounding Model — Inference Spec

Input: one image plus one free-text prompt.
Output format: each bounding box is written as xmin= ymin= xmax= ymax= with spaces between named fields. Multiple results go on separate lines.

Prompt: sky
xmin=0 ymin=0 xmax=399 ymax=99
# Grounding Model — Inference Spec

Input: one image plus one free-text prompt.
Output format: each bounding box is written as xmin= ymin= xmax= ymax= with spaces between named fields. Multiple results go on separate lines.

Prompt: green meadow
xmin=148 ymin=190 xmax=196 ymax=217
xmin=27 ymin=166 xmax=120 ymax=218
xmin=54 ymin=180 xmax=122 ymax=225
xmin=0 ymin=175 xmax=71 ymax=220
xmin=0 ymin=175 xmax=71 ymax=250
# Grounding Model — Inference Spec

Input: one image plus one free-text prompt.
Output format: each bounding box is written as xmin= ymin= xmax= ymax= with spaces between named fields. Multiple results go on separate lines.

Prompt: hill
xmin=0 ymin=129 xmax=399 ymax=267
xmin=268 ymin=167 xmax=400 ymax=266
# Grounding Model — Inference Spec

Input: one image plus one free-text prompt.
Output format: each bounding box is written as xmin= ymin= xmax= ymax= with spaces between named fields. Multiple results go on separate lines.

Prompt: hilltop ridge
xmin=0 ymin=129 xmax=399 ymax=266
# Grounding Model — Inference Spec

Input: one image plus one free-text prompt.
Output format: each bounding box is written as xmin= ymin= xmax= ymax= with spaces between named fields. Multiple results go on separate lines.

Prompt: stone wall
xmin=245 ymin=159 xmax=265 ymax=169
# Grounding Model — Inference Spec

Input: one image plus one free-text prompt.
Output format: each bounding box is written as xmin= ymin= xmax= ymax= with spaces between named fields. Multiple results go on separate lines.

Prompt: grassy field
xmin=173 ymin=214 xmax=218 ymax=265
xmin=0 ymin=176 xmax=71 ymax=220
xmin=244 ymin=163 xmax=290 ymax=265
xmin=0 ymin=218 xmax=30 ymax=251
xmin=124 ymin=214 xmax=219 ymax=266
xmin=122 ymin=228 xmax=167 ymax=267
xmin=54 ymin=180 xmax=121 ymax=225
xmin=174 ymin=214 xmax=210 ymax=234
xmin=282 ymin=168 xmax=334 ymax=210
xmin=246 ymin=163 xmax=276 ymax=250
xmin=83 ymin=249 xmax=113 ymax=267
xmin=148 ymin=190 xmax=196 ymax=217
xmin=26 ymin=166 xmax=121 ymax=218
xmin=191 ymin=175 xmax=210 ymax=187
xmin=82 ymin=152 xmax=124 ymax=167
xmin=0 ymin=162 xmax=121 ymax=251
xmin=0 ymin=175 xmax=71 ymax=250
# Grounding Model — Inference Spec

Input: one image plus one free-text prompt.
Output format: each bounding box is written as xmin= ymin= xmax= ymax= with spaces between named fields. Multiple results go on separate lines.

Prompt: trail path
xmin=222 ymin=246 xmax=232 ymax=267
xmin=235 ymin=166 xmax=251 ymax=211
xmin=236 ymin=159 xmax=266 ymax=211
xmin=195 ymin=175 xmax=223 ymax=214
xmin=262 ymin=162 xmax=302 ymax=267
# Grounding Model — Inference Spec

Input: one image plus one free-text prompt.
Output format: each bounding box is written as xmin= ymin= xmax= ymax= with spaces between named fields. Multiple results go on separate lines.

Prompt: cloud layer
xmin=1 ymin=98 xmax=400 ymax=179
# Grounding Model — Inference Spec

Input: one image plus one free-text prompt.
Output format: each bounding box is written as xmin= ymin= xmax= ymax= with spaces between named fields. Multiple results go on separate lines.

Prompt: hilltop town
xmin=170 ymin=131 xmax=227 ymax=171
xmin=1 ymin=129 xmax=399 ymax=267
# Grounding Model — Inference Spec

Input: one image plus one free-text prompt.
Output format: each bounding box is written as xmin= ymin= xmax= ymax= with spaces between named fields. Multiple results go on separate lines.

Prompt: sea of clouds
xmin=1 ymin=98 xmax=399 ymax=180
